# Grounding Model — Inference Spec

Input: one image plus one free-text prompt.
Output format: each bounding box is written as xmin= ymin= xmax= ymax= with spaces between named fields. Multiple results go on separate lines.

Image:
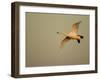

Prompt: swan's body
xmin=57 ymin=21 xmax=84 ymax=47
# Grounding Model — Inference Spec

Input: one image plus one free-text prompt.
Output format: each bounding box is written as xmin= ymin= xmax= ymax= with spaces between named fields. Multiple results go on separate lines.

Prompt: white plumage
xmin=57 ymin=21 xmax=84 ymax=48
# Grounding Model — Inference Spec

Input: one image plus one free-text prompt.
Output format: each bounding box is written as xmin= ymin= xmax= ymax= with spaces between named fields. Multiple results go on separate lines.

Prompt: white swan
xmin=57 ymin=21 xmax=84 ymax=48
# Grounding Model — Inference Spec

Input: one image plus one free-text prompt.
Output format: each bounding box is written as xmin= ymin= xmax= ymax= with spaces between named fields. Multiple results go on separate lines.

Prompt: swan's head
xmin=57 ymin=32 xmax=59 ymax=34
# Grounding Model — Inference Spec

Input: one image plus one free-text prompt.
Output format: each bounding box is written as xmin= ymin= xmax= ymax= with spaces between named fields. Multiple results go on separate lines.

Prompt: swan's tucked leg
xmin=77 ymin=35 xmax=84 ymax=39
xmin=77 ymin=39 xmax=80 ymax=43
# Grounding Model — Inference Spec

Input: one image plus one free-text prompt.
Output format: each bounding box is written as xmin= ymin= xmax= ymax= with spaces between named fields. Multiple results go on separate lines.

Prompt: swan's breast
xmin=68 ymin=32 xmax=77 ymax=37
xmin=68 ymin=32 xmax=80 ymax=40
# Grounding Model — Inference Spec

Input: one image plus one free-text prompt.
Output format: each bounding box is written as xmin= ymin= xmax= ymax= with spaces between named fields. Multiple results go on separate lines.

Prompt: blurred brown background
xmin=26 ymin=12 xmax=89 ymax=67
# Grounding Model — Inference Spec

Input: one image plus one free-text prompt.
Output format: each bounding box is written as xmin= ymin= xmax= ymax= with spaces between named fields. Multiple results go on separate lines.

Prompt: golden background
xmin=26 ymin=12 xmax=89 ymax=67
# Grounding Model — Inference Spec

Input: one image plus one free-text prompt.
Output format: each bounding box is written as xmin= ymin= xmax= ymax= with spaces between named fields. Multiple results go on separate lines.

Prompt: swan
xmin=57 ymin=21 xmax=84 ymax=48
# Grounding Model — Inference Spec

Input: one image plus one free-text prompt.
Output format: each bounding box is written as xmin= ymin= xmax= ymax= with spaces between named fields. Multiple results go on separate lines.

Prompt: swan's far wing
xmin=60 ymin=37 xmax=71 ymax=48
xmin=72 ymin=21 xmax=81 ymax=33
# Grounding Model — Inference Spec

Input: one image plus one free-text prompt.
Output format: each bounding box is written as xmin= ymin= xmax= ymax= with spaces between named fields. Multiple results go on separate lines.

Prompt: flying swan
xmin=57 ymin=21 xmax=84 ymax=48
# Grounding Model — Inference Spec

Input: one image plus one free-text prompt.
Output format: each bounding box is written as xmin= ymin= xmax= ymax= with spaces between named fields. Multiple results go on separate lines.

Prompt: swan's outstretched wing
xmin=60 ymin=37 xmax=71 ymax=48
xmin=72 ymin=21 xmax=81 ymax=33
